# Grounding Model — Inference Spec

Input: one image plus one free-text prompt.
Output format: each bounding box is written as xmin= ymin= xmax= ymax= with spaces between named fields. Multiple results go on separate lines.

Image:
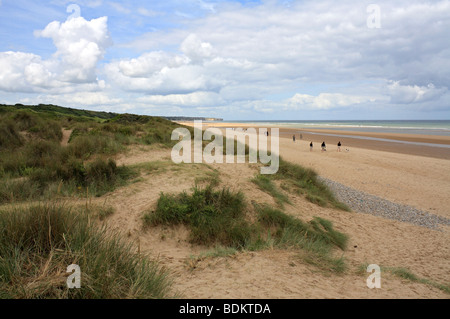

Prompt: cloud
xmin=36 ymin=16 xmax=111 ymax=82
xmin=19 ymin=91 xmax=121 ymax=107
xmin=180 ymin=34 xmax=214 ymax=64
xmin=117 ymin=51 xmax=189 ymax=78
xmin=286 ymin=93 xmax=371 ymax=110
xmin=137 ymin=91 xmax=225 ymax=107
xmin=104 ymin=33 xmax=225 ymax=94
xmin=0 ymin=15 xmax=110 ymax=93
xmin=137 ymin=7 xmax=159 ymax=17
xmin=0 ymin=52 xmax=47 ymax=92
xmin=388 ymin=82 xmax=448 ymax=104
xmin=1 ymin=0 xmax=450 ymax=119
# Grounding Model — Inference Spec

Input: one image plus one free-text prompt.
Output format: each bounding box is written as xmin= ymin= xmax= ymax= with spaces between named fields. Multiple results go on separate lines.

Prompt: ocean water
xmin=222 ymin=120 xmax=450 ymax=137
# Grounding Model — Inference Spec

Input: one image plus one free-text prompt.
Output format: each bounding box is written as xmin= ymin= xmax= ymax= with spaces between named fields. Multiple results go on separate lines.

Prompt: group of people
xmin=291 ymin=133 xmax=342 ymax=152
xmin=308 ymin=140 xmax=342 ymax=152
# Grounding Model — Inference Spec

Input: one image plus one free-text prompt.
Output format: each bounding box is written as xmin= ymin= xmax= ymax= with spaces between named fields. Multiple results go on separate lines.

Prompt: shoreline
xmin=177 ymin=121 xmax=450 ymax=160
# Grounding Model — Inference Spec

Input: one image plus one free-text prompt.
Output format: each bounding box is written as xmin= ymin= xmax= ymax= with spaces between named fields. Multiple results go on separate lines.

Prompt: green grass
xmin=252 ymin=174 xmax=290 ymax=207
xmin=386 ymin=266 xmax=450 ymax=294
xmin=144 ymin=186 xmax=349 ymax=273
xmin=0 ymin=105 xmax=185 ymax=203
xmin=144 ymin=186 xmax=254 ymax=249
xmin=0 ymin=158 xmax=138 ymax=204
xmin=358 ymin=263 xmax=450 ymax=294
xmin=0 ymin=203 xmax=173 ymax=299
xmin=270 ymin=158 xmax=350 ymax=211
xmin=256 ymin=204 xmax=348 ymax=273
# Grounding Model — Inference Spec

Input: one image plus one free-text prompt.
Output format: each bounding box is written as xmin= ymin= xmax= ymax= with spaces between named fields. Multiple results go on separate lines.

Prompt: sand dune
xmin=93 ymin=132 xmax=450 ymax=298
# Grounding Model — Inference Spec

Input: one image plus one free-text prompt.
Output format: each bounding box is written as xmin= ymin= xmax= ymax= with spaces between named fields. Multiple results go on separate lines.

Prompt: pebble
xmin=318 ymin=176 xmax=450 ymax=230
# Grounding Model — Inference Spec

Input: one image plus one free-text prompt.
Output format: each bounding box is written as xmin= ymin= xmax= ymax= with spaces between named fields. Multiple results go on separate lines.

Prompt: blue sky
xmin=0 ymin=0 xmax=449 ymax=120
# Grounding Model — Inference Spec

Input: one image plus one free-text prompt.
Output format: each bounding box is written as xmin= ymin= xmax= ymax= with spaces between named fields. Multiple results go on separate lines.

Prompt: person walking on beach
xmin=310 ymin=142 xmax=313 ymax=152
xmin=337 ymin=141 xmax=342 ymax=152
xmin=293 ymin=135 xmax=296 ymax=142
xmin=321 ymin=141 xmax=326 ymax=152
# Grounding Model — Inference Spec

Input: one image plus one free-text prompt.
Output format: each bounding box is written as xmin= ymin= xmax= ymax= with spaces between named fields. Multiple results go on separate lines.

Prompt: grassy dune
xmin=0 ymin=103 xmax=356 ymax=298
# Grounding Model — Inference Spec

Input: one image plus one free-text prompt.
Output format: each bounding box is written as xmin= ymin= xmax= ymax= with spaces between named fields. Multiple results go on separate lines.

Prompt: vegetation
xmin=0 ymin=104 xmax=184 ymax=203
xmin=144 ymin=186 xmax=349 ymax=273
xmin=144 ymin=186 xmax=254 ymax=248
xmin=0 ymin=204 xmax=173 ymax=298
xmin=268 ymin=158 xmax=350 ymax=211
xmin=252 ymin=174 xmax=290 ymax=208
xmin=358 ymin=264 xmax=450 ymax=294
xmin=256 ymin=204 xmax=348 ymax=273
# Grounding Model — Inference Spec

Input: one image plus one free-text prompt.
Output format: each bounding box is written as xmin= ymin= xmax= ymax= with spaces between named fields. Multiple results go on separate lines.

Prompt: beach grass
xmin=252 ymin=174 xmax=291 ymax=208
xmin=144 ymin=186 xmax=254 ymax=249
xmin=0 ymin=106 xmax=185 ymax=203
xmin=144 ymin=187 xmax=349 ymax=273
xmin=358 ymin=263 xmax=450 ymax=294
xmin=0 ymin=203 xmax=173 ymax=299
xmin=271 ymin=158 xmax=350 ymax=211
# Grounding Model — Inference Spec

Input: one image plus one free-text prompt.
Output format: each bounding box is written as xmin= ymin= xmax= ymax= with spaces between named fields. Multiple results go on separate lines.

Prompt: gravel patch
xmin=318 ymin=176 xmax=450 ymax=230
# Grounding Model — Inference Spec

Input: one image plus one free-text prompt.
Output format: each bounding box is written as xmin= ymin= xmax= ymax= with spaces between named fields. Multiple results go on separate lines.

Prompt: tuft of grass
xmin=145 ymin=186 xmax=349 ymax=274
xmin=252 ymin=174 xmax=290 ymax=208
xmin=0 ymin=203 xmax=173 ymax=299
xmin=194 ymin=167 xmax=221 ymax=188
xmin=256 ymin=204 xmax=348 ymax=273
xmin=271 ymin=158 xmax=350 ymax=211
xmin=358 ymin=263 xmax=450 ymax=294
xmin=144 ymin=186 xmax=254 ymax=249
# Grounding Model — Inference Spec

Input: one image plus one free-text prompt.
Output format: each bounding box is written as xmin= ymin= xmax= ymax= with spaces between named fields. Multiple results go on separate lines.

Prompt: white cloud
xmin=20 ymin=91 xmax=121 ymax=107
xmin=137 ymin=8 xmax=159 ymax=17
xmin=36 ymin=16 xmax=111 ymax=83
xmin=1 ymin=0 xmax=450 ymax=118
xmin=117 ymin=51 xmax=189 ymax=78
xmin=180 ymin=34 xmax=214 ymax=64
xmin=0 ymin=16 xmax=110 ymax=93
xmin=137 ymin=91 xmax=225 ymax=107
xmin=388 ymin=82 xmax=448 ymax=104
xmin=286 ymin=93 xmax=372 ymax=110
xmin=0 ymin=52 xmax=47 ymax=92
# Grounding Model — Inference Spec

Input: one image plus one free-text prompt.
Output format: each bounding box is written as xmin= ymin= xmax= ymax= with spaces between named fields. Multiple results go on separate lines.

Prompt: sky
xmin=0 ymin=0 xmax=449 ymax=120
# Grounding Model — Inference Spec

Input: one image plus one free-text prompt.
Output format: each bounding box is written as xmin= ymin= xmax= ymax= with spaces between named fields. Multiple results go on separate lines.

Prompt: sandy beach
xmin=106 ymin=126 xmax=450 ymax=298
xmin=177 ymin=121 xmax=450 ymax=218
xmin=178 ymin=122 xmax=450 ymax=160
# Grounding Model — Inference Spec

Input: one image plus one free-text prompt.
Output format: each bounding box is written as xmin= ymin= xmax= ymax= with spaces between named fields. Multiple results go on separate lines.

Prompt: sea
xmin=221 ymin=120 xmax=450 ymax=137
